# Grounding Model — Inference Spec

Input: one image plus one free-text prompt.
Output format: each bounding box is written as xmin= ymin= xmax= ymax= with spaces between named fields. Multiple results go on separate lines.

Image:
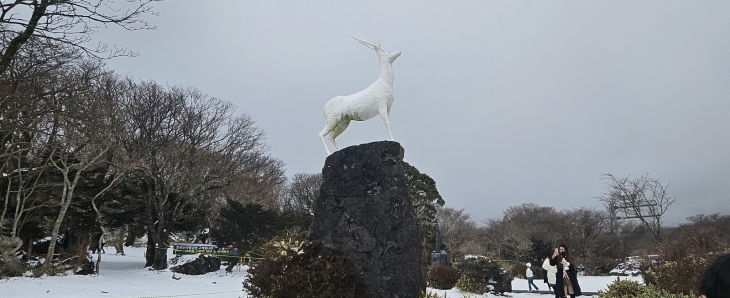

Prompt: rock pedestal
xmin=308 ymin=141 xmax=426 ymax=298
xmin=430 ymin=251 xmax=451 ymax=267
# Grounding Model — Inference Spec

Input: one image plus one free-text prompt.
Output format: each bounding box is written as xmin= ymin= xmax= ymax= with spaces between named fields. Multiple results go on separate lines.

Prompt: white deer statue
xmin=318 ymin=36 xmax=401 ymax=155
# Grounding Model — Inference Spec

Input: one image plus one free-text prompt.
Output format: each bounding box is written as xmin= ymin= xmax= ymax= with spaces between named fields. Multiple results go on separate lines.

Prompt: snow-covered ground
xmin=426 ymin=274 xmax=643 ymax=298
xmin=1 ymin=247 xmax=246 ymax=298
xmin=1 ymin=247 xmax=642 ymax=298
xmin=512 ymin=275 xmax=643 ymax=293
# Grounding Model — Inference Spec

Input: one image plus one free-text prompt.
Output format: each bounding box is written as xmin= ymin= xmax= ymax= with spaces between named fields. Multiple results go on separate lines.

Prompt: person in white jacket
xmin=542 ymin=251 xmax=558 ymax=290
xmin=526 ymin=262 xmax=539 ymax=292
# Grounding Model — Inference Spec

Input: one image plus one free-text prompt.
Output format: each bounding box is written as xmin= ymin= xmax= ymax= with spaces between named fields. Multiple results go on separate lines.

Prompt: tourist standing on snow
xmin=543 ymin=251 xmax=558 ymax=291
xmin=550 ymin=244 xmax=582 ymax=298
xmin=526 ymin=262 xmax=539 ymax=292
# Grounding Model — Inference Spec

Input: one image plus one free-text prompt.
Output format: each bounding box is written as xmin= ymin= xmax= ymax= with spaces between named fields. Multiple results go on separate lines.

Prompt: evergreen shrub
xmin=598 ymin=278 xmax=646 ymax=297
xmin=454 ymin=258 xmax=512 ymax=295
xmin=598 ymin=278 xmax=694 ymax=298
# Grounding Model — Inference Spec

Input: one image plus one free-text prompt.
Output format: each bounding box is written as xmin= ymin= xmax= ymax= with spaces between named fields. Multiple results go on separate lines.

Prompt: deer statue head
xmin=352 ymin=36 xmax=401 ymax=63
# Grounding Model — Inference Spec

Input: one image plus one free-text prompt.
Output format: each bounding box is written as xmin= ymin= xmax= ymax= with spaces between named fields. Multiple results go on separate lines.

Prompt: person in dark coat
xmin=549 ymin=244 xmax=582 ymax=298
xmin=699 ymin=254 xmax=730 ymax=298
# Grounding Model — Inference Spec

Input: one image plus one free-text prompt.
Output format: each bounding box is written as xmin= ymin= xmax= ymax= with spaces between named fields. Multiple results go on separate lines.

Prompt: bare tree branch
xmin=0 ymin=0 xmax=160 ymax=74
xmin=600 ymin=173 xmax=676 ymax=242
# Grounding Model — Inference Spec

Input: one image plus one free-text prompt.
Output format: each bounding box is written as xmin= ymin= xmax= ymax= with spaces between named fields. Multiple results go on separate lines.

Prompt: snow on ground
xmin=511 ymin=275 xmax=644 ymax=293
xmin=1 ymin=247 xmax=247 ymax=298
xmin=428 ymin=274 xmax=643 ymax=298
xmin=2 ymin=247 xmax=642 ymax=298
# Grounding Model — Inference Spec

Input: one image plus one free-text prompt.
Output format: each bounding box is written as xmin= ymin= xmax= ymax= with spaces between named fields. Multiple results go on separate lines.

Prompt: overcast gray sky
xmin=99 ymin=1 xmax=730 ymax=225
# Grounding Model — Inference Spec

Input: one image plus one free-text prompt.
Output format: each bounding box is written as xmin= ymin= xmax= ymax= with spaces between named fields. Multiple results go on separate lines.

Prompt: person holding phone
xmin=550 ymin=244 xmax=582 ymax=298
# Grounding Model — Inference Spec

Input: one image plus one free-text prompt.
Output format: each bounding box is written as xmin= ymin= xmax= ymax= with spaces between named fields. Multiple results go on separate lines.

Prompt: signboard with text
xmin=172 ymin=243 xmax=238 ymax=256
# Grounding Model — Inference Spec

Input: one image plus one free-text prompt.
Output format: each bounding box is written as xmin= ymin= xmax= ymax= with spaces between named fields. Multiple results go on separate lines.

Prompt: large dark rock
xmin=308 ymin=141 xmax=426 ymax=298
xmin=170 ymin=255 xmax=221 ymax=275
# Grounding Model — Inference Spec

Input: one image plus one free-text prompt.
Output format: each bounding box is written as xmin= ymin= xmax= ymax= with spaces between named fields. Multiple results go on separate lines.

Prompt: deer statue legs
xmin=379 ymin=108 xmax=395 ymax=141
xmin=319 ymin=119 xmax=351 ymax=155
xmin=319 ymin=107 xmax=395 ymax=155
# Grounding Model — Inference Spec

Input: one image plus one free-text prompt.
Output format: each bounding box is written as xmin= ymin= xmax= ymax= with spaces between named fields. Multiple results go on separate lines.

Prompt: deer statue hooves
xmin=319 ymin=36 xmax=401 ymax=155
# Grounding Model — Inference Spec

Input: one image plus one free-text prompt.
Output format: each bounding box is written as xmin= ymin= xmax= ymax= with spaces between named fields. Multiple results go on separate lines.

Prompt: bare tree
xmin=34 ymin=62 xmax=119 ymax=277
xmin=459 ymin=233 xmax=487 ymax=257
xmin=436 ymin=206 xmax=479 ymax=258
xmin=224 ymin=159 xmax=285 ymax=210
xmin=121 ymin=81 xmax=277 ymax=270
xmin=90 ymin=165 xmax=126 ymax=275
xmin=0 ymin=0 xmax=160 ymax=74
xmin=282 ymin=173 xmax=322 ymax=216
xmin=503 ymin=222 xmax=532 ymax=261
xmin=1 ymin=39 xmax=86 ymax=275
xmin=1 ymin=92 xmax=53 ymax=241
xmin=0 ymin=149 xmax=52 ymax=249
xmin=562 ymin=207 xmax=613 ymax=274
xmin=87 ymin=73 xmax=136 ymax=275
xmin=483 ymin=218 xmax=507 ymax=259
xmin=483 ymin=204 xmax=569 ymax=261
xmin=600 ymin=173 xmax=676 ymax=242
xmin=687 ymin=213 xmax=730 ymax=239
xmin=508 ymin=204 xmax=565 ymax=238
